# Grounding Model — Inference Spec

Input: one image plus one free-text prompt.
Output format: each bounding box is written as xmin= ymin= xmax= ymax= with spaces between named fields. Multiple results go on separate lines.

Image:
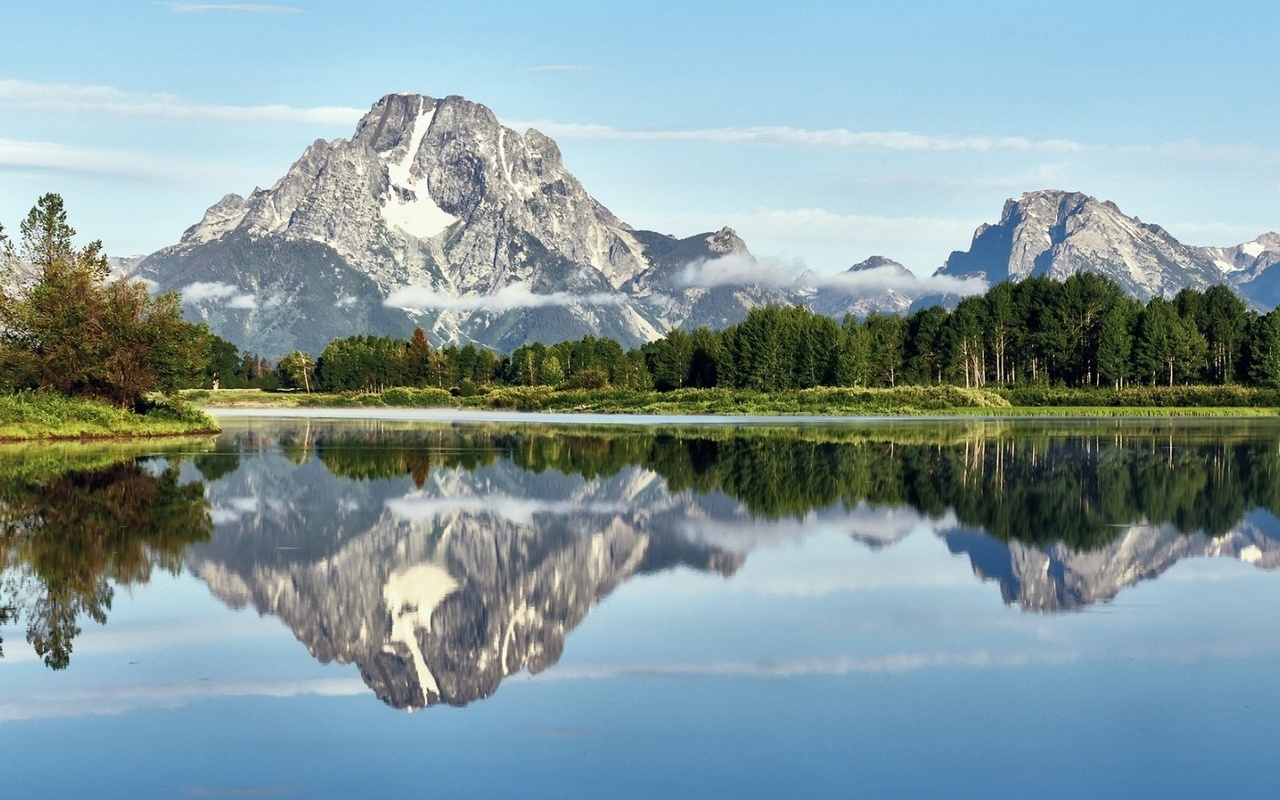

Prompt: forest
xmin=215 ymin=272 xmax=1280 ymax=398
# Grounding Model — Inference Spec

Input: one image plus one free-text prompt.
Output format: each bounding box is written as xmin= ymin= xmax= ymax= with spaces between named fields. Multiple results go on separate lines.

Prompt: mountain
xmin=1202 ymin=232 xmax=1280 ymax=307
xmin=806 ymin=256 xmax=915 ymax=318
xmin=132 ymin=92 xmax=792 ymax=357
xmin=933 ymin=190 xmax=1237 ymax=302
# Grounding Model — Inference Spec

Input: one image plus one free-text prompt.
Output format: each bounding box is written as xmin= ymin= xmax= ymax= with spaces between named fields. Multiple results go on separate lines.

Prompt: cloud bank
xmin=0 ymin=137 xmax=227 ymax=183
xmin=675 ymin=252 xmax=987 ymax=298
xmin=0 ymin=80 xmax=361 ymax=125
xmin=383 ymin=282 xmax=627 ymax=312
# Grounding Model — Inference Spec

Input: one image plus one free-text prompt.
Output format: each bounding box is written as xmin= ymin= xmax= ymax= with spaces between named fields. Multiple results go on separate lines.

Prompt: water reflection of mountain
xmin=187 ymin=426 xmax=744 ymax=709
xmin=188 ymin=420 xmax=1280 ymax=708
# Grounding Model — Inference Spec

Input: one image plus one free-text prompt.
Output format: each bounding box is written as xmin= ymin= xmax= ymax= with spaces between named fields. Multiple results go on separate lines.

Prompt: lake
xmin=3 ymin=413 xmax=1279 ymax=798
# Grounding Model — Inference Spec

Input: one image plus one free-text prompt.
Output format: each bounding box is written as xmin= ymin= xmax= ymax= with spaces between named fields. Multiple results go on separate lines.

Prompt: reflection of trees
xmin=282 ymin=423 xmax=1280 ymax=552
xmin=0 ymin=458 xmax=212 ymax=669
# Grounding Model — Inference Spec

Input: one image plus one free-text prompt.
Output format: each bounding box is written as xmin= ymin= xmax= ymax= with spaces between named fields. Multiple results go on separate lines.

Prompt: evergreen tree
xmin=1249 ymin=311 xmax=1280 ymax=389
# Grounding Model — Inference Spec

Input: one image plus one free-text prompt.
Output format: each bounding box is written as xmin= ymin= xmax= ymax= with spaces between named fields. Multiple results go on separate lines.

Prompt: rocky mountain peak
xmin=848 ymin=255 xmax=910 ymax=275
xmin=706 ymin=226 xmax=747 ymax=254
xmin=937 ymin=189 xmax=1229 ymax=300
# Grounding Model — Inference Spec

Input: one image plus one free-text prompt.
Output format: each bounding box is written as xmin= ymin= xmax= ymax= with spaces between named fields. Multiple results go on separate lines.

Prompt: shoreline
xmin=0 ymin=393 xmax=220 ymax=442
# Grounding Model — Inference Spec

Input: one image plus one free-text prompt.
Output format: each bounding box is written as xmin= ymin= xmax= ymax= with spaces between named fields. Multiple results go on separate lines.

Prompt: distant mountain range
xmin=119 ymin=91 xmax=1280 ymax=357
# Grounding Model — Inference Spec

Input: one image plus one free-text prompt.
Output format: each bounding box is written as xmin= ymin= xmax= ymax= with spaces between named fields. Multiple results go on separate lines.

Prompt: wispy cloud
xmin=0 ymin=678 xmax=363 ymax=723
xmin=506 ymin=119 xmax=1086 ymax=154
xmin=0 ymin=79 xmax=361 ymax=125
xmin=168 ymin=3 xmax=304 ymax=13
xmin=0 ymin=137 xmax=237 ymax=183
xmin=675 ymin=251 xmax=986 ymax=298
xmin=383 ymin=281 xmax=627 ymax=312
xmin=524 ymin=65 xmax=590 ymax=74
xmin=182 ymin=281 xmax=257 ymax=308
xmin=535 ymin=649 xmax=1083 ymax=681
xmin=387 ymin=491 xmax=635 ymax=526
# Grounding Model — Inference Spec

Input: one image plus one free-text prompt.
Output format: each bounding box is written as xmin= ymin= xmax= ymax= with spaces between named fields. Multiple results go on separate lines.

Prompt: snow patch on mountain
xmin=379 ymin=97 xmax=458 ymax=239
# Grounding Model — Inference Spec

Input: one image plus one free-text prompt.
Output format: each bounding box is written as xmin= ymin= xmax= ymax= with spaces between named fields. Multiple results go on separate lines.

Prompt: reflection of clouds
xmin=538 ymin=649 xmax=1083 ymax=681
xmin=385 ymin=494 xmax=633 ymax=526
xmin=0 ymin=677 xmax=365 ymax=723
xmin=139 ymin=457 xmax=170 ymax=477
xmin=536 ymin=635 xmax=1280 ymax=682
xmin=675 ymin=501 xmax=958 ymax=554
xmin=845 ymin=504 xmax=957 ymax=549
xmin=209 ymin=495 xmax=258 ymax=524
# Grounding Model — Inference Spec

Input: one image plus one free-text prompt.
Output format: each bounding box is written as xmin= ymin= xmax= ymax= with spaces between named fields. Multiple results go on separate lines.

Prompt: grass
xmin=0 ymin=392 xmax=220 ymax=441
xmin=184 ymin=384 xmax=1280 ymax=418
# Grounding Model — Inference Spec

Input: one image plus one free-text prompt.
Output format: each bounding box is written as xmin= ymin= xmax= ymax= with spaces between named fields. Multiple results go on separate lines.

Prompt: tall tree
xmin=1 ymin=195 xmax=207 ymax=406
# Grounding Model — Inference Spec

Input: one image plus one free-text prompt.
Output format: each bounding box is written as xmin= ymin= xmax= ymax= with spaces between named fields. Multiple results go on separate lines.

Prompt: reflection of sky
xmin=6 ymin=437 xmax=1280 ymax=798
xmin=6 ymin=532 xmax=1280 ymax=799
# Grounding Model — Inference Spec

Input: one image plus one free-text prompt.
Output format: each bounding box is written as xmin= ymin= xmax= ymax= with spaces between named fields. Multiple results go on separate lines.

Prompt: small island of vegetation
xmin=0 ymin=195 xmax=217 ymax=440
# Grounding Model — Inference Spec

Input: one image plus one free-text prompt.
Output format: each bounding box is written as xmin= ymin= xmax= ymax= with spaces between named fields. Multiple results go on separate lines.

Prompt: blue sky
xmin=2 ymin=0 xmax=1278 ymax=274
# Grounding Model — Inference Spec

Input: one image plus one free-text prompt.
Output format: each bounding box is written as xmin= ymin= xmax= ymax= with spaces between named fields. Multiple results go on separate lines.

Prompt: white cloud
xmin=387 ymin=493 xmax=634 ymax=526
xmin=168 ymin=3 xmax=304 ymax=13
xmin=0 ymin=80 xmax=362 ymax=126
xmin=675 ymin=251 xmax=986 ymax=298
xmin=383 ymin=281 xmax=627 ymax=312
xmin=182 ymin=281 xmax=256 ymax=308
xmin=0 ymin=677 xmax=363 ymax=723
xmin=507 ymin=119 xmax=1087 ymax=154
xmin=535 ymin=648 xmax=1083 ymax=682
xmin=0 ymin=137 xmax=233 ymax=183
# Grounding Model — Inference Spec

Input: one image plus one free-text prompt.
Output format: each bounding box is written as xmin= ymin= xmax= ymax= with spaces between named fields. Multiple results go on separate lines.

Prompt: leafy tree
xmin=1097 ymin=300 xmax=1138 ymax=389
xmin=0 ymin=194 xmax=208 ymax=407
xmin=1135 ymin=297 xmax=1207 ymax=386
xmin=864 ymin=313 xmax=906 ymax=387
xmin=277 ymin=350 xmax=315 ymax=391
xmin=538 ymin=354 xmax=565 ymax=386
xmin=834 ymin=315 xmax=871 ymax=386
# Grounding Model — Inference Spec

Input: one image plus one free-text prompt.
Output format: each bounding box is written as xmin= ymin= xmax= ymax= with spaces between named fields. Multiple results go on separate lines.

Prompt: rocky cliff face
xmin=934 ymin=190 xmax=1237 ymax=302
xmin=135 ymin=92 xmax=852 ymax=356
xmin=1203 ymin=232 xmax=1280 ymax=308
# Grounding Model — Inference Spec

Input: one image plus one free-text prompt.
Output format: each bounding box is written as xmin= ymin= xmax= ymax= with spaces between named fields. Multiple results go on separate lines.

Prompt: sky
xmin=2 ymin=0 xmax=1279 ymax=276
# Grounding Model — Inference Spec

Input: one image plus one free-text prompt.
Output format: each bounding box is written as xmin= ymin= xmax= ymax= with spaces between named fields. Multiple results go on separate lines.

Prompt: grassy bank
xmin=0 ymin=392 xmax=220 ymax=440
xmin=186 ymin=383 xmax=1280 ymax=417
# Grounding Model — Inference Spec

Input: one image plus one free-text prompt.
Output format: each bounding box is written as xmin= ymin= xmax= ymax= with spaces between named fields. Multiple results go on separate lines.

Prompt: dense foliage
xmin=223 ymin=271 xmax=1280 ymax=400
xmin=0 ymin=195 xmax=209 ymax=408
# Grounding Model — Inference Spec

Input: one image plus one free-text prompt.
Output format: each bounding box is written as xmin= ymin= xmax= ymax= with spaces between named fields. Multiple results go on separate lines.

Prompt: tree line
xmin=240 ymin=271 xmax=1280 ymax=395
xmin=8 ymin=194 xmax=1280 ymax=400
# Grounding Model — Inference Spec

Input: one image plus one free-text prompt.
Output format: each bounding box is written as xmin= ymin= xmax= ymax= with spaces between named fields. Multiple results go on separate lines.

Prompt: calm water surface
xmin=3 ymin=414 xmax=1279 ymax=798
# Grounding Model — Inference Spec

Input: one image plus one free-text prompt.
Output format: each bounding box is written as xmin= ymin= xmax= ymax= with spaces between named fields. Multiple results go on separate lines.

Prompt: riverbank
xmin=186 ymin=384 xmax=1280 ymax=417
xmin=0 ymin=393 xmax=221 ymax=440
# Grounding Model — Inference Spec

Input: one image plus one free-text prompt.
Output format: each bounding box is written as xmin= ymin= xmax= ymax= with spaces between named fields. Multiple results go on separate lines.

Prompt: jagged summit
xmin=934 ymin=189 xmax=1229 ymax=300
xmin=848 ymin=255 xmax=911 ymax=275
xmin=133 ymin=91 xmax=795 ymax=356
